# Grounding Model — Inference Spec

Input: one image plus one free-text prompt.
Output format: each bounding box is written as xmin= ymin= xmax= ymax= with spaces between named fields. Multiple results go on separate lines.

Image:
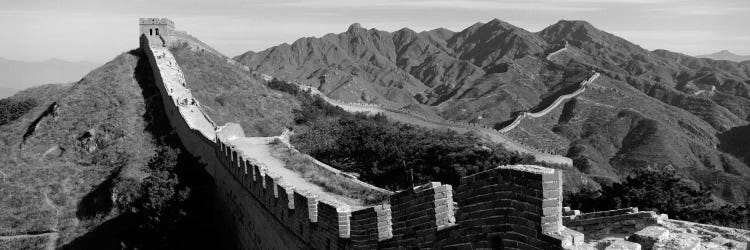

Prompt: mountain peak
xmin=538 ymin=19 xmax=604 ymax=45
xmin=396 ymin=27 xmax=417 ymax=34
xmin=347 ymin=22 xmax=365 ymax=33
xmin=485 ymin=18 xmax=517 ymax=30
xmin=556 ymin=19 xmax=592 ymax=26
xmin=697 ymin=50 xmax=750 ymax=62
xmin=550 ymin=20 xmax=598 ymax=33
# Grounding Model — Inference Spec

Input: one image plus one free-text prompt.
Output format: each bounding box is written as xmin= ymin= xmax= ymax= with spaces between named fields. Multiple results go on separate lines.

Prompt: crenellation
xmin=563 ymin=207 xmax=661 ymax=239
xmin=271 ymin=176 xmax=281 ymax=198
xmin=306 ymin=193 xmax=319 ymax=223
xmin=349 ymin=207 xmax=380 ymax=249
xmin=259 ymin=165 xmax=268 ymax=189
xmin=249 ymin=159 xmax=257 ymax=181
xmin=284 ymin=186 xmax=295 ymax=209
xmin=337 ymin=207 xmax=353 ymax=238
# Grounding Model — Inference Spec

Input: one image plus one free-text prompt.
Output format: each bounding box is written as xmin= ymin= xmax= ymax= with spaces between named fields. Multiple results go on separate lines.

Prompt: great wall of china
xmin=287 ymin=54 xmax=598 ymax=165
xmin=138 ymin=18 xmax=750 ymax=249
xmin=497 ymin=72 xmax=599 ymax=133
xmin=291 ymin=83 xmax=572 ymax=165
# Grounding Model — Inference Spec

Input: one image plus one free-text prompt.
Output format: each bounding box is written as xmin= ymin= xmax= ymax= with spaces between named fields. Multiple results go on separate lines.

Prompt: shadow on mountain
xmin=718 ymin=124 xmax=750 ymax=165
xmin=64 ymin=49 xmax=219 ymax=250
xmin=75 ymin=171 xmax=116 ymax=220
xmin=62 ymin=214 xmax=138 ymax=250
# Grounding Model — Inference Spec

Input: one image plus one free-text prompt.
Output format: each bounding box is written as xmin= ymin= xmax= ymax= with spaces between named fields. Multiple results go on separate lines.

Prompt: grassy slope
xmin=170 ymin=43 xmax=299 ymax=136
xmin=0 ymin=52 xmax=154 ymax=240
xmin=541 ymin=74 xmax=750 ymax=204
xmin=0 ymin=50 xmax=217 ymax=249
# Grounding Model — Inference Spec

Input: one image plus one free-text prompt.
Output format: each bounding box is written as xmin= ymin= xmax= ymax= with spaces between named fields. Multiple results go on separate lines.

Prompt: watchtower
xmin=139 ymin=18 xmax=175 ymax=37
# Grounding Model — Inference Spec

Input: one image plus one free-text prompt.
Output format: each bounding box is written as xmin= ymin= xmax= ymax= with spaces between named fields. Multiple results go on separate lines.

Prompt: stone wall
xmin=498 ymin=72 xmax=600 ymax=133
xmin=140 ymin=22 xmax=582 ymax=249
xmin=563 ymin=207 xmax=662 ymax=240
xmin=294 ymin=83 xmax=573 ymax=164
xmin=141 ymin=34 xmax=311 ymax=249
xmin=375 ymin=165 xmax=572 ymax=249
xmin=139 ymin=18 xmax=175 ymax=44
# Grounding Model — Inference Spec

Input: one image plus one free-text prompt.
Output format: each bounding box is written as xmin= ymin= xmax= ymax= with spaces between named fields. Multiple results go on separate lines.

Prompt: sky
xmin=0 ymin=0 xmax=748 ymax=63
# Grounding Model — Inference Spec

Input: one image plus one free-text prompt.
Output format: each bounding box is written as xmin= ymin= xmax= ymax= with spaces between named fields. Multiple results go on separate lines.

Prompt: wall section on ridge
xmin=141 ymin=28 xmax=577 ymax=249
xmin=141 ymin=34 xmax=312 ymax=249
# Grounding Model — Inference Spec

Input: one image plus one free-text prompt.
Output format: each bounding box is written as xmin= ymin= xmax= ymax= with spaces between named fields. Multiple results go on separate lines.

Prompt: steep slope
xmin=170 ymin=42 xmax=300 ymax=137
xmin=0 ymin=50 xmax=217 ymax=249
xmin=531 ymin=20 xmax=750 ymax=204
xmin=447 ymin=19 xmax=547 ymax=68
xmin=236 ymin=20 xmax=585 ymax=125
xmin=538 ymin=21 xmax=750 ymax=131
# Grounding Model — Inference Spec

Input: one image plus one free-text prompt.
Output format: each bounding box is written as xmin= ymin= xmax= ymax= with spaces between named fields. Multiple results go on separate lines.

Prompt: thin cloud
xmin=260 ymin=0 xmax=601 ymax=11
xmin=553 ymin=0 xmax=685 ymax=3
xmin=649 ymin=5 xmax=750 ymax=15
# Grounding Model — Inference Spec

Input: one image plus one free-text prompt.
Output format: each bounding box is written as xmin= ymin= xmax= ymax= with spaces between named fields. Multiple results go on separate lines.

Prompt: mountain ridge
xmin=236 ymin=19 xmax=750 ymax=206
xmin=698 ymin=50 xmax=750 ymax=62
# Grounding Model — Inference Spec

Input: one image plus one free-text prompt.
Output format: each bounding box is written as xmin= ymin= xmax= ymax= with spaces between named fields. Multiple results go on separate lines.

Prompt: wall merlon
xmin=283 ymin=186 xmax=295 ymax=209
xmin=374 ymin=204 xmax=393 ymax=241
xmin=271 ymin=176 xmax=281 ymax=198
xmin=305 ymin=193 xmax=319 ymax=223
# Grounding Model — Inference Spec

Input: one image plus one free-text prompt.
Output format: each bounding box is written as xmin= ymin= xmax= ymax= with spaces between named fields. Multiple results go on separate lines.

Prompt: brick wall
xmin=563 ymin=207 xmax=661 ymax=239
xmin=217 ymin=139 xmax=356 ymax=249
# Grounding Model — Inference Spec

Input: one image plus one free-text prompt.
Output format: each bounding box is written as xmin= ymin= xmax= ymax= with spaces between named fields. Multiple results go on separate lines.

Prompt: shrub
xmin=0 ymin=97 xmax=37 ymax=125
xmin=564 ymin=168 xmax=750 ymax=229
xmin=282 ymin=83 xmax=535 ymax=190
xmin=269 ymin=139 xmax=389 ymax=205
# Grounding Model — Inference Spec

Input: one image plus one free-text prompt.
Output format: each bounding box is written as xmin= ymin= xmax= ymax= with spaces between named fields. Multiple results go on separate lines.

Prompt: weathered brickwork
xmin=563 ymin=207 xmax=662 ymax=239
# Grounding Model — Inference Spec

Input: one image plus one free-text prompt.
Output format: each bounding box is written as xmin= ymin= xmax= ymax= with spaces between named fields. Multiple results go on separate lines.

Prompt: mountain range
xmin=237 ymin=19 xmax=750 ymax=205
xmin=698 ymin=50 xmax=750 ymax=62
xmin=0 ymin=57 xmax=99 ymax=98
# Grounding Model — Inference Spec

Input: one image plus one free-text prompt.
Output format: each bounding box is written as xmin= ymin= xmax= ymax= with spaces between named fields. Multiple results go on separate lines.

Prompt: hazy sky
xmin=1 ymin=0 xmax=748 ymax=63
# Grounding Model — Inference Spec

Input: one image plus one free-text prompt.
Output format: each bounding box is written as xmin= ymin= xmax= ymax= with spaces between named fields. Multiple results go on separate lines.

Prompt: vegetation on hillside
xmin=0 ymin=50 xmax=218 ymax=249
xmin=170 ymin=43 xmax=298 ymax=137
xmin=269 ymin=139 xmax=389 ymax=204
xmin=267 ymin=79 xmax=535 ymax=191
xmin=564 ymin=168 xmax=750 ymax=230
xmin=0 ymin=97 xmax=37 ymax=125
xmin=240 ymin=18 xmax=750 ymax=210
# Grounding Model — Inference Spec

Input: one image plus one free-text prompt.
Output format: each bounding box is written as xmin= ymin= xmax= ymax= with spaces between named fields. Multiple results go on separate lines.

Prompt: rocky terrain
xmin=237 ymin=19 xmax=750 ymax=206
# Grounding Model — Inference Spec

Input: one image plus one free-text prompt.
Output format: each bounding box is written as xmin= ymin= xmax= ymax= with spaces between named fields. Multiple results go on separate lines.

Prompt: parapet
xmin=139 ymin=17 xmax=175 ymax=28
xmin=563 ymin=207 xmax=662 ymax=239
xmin=370 ymin=165 xmax=572 ymax=249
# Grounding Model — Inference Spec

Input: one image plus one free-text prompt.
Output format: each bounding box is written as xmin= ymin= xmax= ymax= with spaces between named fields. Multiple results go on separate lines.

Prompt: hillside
xmin=170 ymin=43 xmax=299 ymax=137
xmin=237 ymin=19 xmax=750 ymax=205
xmin=0 ymin=50 xmax=217 ymax=249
